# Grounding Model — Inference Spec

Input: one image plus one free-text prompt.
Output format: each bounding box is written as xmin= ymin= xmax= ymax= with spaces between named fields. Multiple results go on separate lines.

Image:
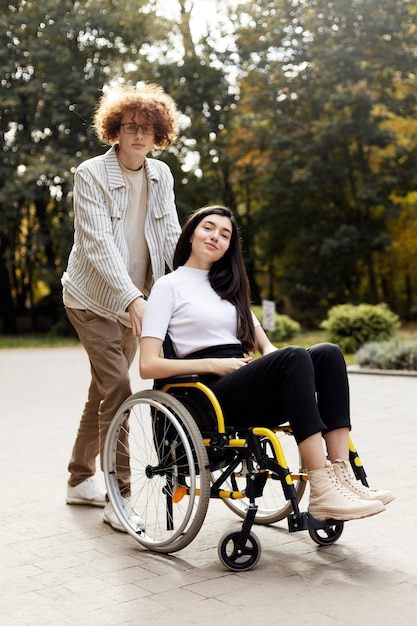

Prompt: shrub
xmin=320 ymin=303 xmax=400 ymax=353
xmin=356 ymin=340 xmax=417 ymax=371
xmin=252 ymin=305 xmax=301 ymax=342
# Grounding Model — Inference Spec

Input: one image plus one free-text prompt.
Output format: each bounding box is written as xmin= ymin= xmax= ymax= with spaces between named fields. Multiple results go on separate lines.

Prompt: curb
xmin=347 ymin=365 xmax=417 ymax=377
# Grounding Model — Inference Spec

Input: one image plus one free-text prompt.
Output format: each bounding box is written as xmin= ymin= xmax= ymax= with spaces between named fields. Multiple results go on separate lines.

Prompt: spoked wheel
xmin=104 ymin=390 xmax=210 ymax=553
xmin=212 ymin=428 xmax=307 ymax=524
xmin=309 ymin=522 xmax=344 ymax=546
xmin=218 ymin=531 xmax=261 ymax=571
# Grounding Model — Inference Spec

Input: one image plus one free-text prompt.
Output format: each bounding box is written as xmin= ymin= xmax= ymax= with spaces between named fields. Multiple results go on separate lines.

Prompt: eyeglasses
xmin=120 ymin=122 xmax=155 ymax=135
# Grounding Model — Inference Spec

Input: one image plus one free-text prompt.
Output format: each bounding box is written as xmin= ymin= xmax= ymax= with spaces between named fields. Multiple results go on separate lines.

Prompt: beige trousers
xmin=66 ymin=308 xmax=137 ymax=492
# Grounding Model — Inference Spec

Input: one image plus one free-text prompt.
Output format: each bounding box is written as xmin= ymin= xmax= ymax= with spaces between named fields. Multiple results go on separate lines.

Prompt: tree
xmin=226 ymin=0 xmax=417 ymax=321
xmin=2 ymin=0 xmax=417 ymax=333
xmin=0 ymin=0 xmax=159 ymax=332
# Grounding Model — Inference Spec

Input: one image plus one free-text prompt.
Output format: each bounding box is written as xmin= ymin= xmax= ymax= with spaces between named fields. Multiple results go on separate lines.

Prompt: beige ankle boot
xmin=308 ymin=463 xmax=385 ymax=521
xmin=333 ymin=460 xmax=394 ymax=505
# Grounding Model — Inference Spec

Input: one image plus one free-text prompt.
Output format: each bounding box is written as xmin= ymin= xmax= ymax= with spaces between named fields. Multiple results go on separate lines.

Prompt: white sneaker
xmin=333 ymin=460 xmax=395 ymax=505
xmin=103 ymin=498 xmax=145 ymax=533
xmin=66 ymin=478 xmax=106 ymax=507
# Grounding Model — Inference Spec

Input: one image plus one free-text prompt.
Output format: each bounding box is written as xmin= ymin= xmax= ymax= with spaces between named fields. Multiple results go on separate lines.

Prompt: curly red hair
xmin=92 ymin=83 xmax=178 ymax=148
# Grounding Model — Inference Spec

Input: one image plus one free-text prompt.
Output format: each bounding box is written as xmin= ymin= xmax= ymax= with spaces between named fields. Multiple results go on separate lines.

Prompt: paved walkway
xmin=1 ymin=346 xmax=416 ymax=625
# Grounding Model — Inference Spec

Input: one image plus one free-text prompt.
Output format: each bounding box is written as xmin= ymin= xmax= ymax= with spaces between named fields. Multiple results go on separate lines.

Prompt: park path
xmin=0 ymin=346 xmax=416 ymax=625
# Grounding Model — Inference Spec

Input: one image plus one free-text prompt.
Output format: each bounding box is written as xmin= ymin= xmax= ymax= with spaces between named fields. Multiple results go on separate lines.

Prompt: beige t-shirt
xmin=121 ymin=163 xmax=151 ymax=295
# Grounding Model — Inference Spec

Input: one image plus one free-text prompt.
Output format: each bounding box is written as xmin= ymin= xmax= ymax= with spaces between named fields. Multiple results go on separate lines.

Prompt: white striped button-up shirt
xmin=61 ymin=146 xmax=181 ymax=321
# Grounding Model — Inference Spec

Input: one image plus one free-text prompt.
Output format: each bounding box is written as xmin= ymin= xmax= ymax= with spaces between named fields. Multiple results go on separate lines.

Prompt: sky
xmin=154 ymin=0 xmax=241 ymax=39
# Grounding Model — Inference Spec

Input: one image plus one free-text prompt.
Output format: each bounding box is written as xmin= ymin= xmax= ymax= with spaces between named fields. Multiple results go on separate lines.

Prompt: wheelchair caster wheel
xmin=309 ymin=522 xmax=344 ymax=546
xmin=218 ymin=531 xmax=261 ymax=571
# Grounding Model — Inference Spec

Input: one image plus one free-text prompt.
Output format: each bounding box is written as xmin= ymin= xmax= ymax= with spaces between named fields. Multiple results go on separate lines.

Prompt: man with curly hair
xmin=62 ymin=83 xmax=181 ymax=531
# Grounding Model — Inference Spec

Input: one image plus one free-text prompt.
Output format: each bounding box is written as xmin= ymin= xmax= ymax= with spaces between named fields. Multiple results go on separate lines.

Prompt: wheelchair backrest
xmin=153 ymin=335 xmax=225 ymax=434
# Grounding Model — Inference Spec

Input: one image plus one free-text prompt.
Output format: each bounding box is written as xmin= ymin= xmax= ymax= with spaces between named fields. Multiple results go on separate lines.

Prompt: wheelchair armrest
xmin=154 ymin=374 xmax=200 ymax=388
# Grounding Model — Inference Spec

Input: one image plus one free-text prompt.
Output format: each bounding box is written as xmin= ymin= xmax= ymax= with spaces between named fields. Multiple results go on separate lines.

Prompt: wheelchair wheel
xmin=104 ymin=390 xmax=210 ymax=553
xmin=213 ymin=429 xmax=307 ymax=524
xmin=309 ymin=522 xmax=344 ymax=546
xmin=218 ymin=531 xmax=261 ymax=571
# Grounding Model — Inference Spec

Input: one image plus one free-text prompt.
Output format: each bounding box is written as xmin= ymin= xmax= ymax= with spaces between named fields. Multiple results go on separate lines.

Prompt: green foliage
xmin=320 ymin=303 xmax=400 ymax=353
xmin=234 ymin=0 xmax=417 ymax=322
xmin=252 ymin=305 xmax=301 ymax=342
xmin=356 ymin=340 xmax=417 ymax=371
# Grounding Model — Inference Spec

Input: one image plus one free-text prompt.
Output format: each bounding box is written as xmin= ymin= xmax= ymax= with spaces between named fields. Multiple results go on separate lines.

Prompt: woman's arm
xmin=254 ymin=325 xmax=278 ymax=356
xmin=139 ymin=337 xmax=251 ymax=381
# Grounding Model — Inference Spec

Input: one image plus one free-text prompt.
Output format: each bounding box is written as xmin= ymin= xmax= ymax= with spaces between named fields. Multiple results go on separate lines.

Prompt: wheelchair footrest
xmin=288 ymin=512 xmax=343 ymax=533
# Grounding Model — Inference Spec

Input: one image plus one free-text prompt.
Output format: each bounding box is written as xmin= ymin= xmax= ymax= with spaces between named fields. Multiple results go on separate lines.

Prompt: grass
xmin=2 ymin=325 xmax=417 ymax=367
xmin=272 ymin=329 xmax=354 ymax=364
xmin=275 ymin=329 xmax=327 ymax=349
xmin=265 ymin=324 xmax=417 ymax=365
xmin=0 ymin=330 xmax=328 ymax=350
xmin=0 ymin=334 xmax=80 ymax=349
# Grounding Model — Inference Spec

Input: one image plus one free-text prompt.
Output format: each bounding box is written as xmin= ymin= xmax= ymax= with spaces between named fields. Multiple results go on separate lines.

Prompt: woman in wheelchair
xmin=140 ymin=205 xmax=393 ymax=522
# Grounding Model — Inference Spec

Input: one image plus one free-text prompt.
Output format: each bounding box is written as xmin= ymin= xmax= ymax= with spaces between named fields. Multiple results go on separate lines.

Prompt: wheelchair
xmin=103 ymin=374 xmax=369 ymax=571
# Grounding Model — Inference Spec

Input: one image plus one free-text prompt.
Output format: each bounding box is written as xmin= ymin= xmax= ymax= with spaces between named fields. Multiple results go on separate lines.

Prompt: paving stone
xmin=1 ymin=347 xmax=416 ymax=626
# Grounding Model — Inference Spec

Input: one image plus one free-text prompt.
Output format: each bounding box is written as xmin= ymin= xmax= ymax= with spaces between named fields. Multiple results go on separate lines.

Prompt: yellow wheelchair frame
xmin=104 ymin=375 xmax=368 ymax=571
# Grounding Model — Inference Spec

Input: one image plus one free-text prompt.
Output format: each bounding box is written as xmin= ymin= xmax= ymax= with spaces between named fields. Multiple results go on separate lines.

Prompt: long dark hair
xmin=173 ymin=206 xmax=256 ymax=353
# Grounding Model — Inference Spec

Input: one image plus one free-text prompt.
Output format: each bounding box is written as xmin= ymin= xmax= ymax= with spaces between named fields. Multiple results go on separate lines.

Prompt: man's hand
xmin=127 ymin=297 xmax=146 ymax=337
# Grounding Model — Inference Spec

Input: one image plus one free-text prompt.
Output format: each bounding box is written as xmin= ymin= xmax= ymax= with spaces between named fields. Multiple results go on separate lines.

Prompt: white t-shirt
xmin=141 ymin=265 xmax=260 ymax=357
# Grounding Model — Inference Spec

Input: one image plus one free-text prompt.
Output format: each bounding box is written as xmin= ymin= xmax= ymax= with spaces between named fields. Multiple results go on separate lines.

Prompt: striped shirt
xmin=62 ymin=146 xmax=181 ymax=322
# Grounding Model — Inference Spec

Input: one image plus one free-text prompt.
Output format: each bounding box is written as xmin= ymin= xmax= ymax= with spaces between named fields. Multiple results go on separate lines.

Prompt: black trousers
xmin=189 ymin=343 xmax=351 ymax=444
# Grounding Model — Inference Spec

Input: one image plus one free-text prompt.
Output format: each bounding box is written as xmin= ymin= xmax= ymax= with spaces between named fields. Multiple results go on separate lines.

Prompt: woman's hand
xmin=213 ymin=357 xmax=252 ymax=376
